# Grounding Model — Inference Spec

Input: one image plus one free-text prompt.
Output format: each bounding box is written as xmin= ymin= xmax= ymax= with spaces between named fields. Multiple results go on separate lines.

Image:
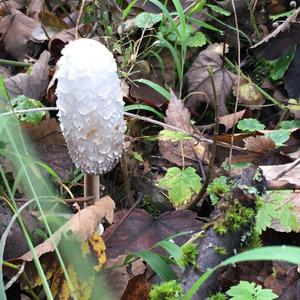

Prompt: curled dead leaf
xmin=244 ymin=136 xmax=276 ymax=153
xmin=4 ymin=50 xmax=50 ymax=100
xmin=20 ymin=196 xmax=115 ymax=261
xmin=184 ymin=43 xmax=236 ymax=116
xmin=0 ymin=9 xmax=45 ymax=60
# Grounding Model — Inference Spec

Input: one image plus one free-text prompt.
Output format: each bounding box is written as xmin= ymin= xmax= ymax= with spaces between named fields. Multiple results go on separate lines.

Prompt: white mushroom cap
xmin=55 ymin=38 xmax=125 ymax=175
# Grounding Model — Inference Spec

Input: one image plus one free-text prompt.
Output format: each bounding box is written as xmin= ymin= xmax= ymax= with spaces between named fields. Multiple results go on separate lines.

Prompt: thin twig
xmin=0 ymin=107 xmax=247 ymax=152
xmin=186 ymin=67 xmax=220 ymax=209
xmin=228 ymin=0 xmax=241 ymax=172
xmin=75 ymin=0 xmax=86 ymax=40
xmin=274 ymin=157 xmax=300 ymax=180
xmin=121 ymin=152 xmax=134 ymax=207
xmin=104 ymin=195 xmax=143 ymax=243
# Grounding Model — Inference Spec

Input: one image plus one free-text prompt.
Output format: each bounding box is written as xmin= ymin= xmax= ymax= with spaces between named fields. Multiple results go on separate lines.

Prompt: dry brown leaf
xmin=158 ymin=90 xmax=209 ymax=167
xmin=261 ymin=163 xmax=300 ymax=187
xmin=244 ymin=136 xmax=276 ymax=153
xmin=0 ymin=9 xmax=45 ymax=60
xmin=20 ymin=196 xmax=115 ymax=261
xmin=219 ymin=109 xmax=248 ymax=132
xmin=184 ymin=43 xmax=236 ymax=116
xmin=4 ymin=50 xmax=50 ymax=99
xmin=104 ymin=255 xmax=147 ymax=300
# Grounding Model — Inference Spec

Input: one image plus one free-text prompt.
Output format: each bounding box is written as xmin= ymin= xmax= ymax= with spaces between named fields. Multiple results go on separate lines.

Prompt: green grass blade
xmin=124 ymin=104 xmax=164 ymax=119
xmin=136 ymin=249 xmax=177 ymax=281
xmin=134 ymin=79 xmax=170 ymax=100
xmin=0 ymin=199 xmax=35 ymax=300
xmin=155 ymin=240 xmax=183 ymax=265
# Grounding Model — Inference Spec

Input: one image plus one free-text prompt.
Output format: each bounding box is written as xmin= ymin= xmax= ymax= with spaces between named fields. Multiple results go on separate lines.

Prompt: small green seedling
xmin=149 ymin=280 xmax=184 ymax=300
xmin=158 ymin=167 xmax=201 ymax=207
xmin=226 ymin=280 xmax=278 ymax=300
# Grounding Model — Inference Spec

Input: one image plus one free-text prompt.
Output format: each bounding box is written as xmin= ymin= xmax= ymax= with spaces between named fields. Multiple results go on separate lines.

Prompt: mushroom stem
xmin=84 ymin=174 xmax=100 ymax=203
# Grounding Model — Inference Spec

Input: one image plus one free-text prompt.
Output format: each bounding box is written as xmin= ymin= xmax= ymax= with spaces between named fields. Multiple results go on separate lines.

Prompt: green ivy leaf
xmin=279 ymin=120 xmax=300 ymax=129
xmin=186 ymin=32 xmax=206 ymax=48
xmin=237 ymin=118 xmax=265 ymax=132
xmin=134 ymin=12 xmax=162 ymax=29
xmin=158 ymin=167 xmax=201 ymax=206
xmin=265 ymin=129 xmax=291 ymax=147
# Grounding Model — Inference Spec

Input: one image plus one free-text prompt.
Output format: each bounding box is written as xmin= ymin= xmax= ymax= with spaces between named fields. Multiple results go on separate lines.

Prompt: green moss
xmin=214 ymin=202 xmax=255 ymax=236
xmin=179 ymin=243 xmax=198 ymax=268
xmin=149 ymin=280 xmax=184 ymax=300
xmin=213 ymin=245 xmax=228 ymax=256
xmin=210 ymin=292 xmax=227 ymax=300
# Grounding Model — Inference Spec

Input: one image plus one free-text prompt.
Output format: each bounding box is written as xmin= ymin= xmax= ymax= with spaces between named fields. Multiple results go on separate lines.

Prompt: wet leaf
xmin=103 ymin=209 xmax=202 ymax=259
xmin=158 ymin=90 xmax=209 ymax=167
xmin=185 ymin=43 xmax=236 ymax=116
xmin=0 ymin=9 xmax=45 ymax=60
xmin=4 ymin=51 xmax=50 ymax=100
xmin=20 ymin=196 xmax=115 ymax=261
xmin=237 ymin=118 xmax=265 ymax=132
xmin=244 ymin=136 xmax=276 ymax=153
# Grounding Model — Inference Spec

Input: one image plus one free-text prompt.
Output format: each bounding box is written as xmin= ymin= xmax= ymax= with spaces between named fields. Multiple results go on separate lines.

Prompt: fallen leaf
xmin=0 ymin=9 xmax=45 ymax=60
xmin=104 ymin=255 xmax=147 ymax=300
xmin=103 ymin=208 xmax=202 ymax=259
xmin=218 ymin=109 xmax=248 ymax=132
xmin=244 ymin=136 xmax=276 ymax=153
xmin=121 ymin=274 xmax=149 ymax=300
xmin=4 ymin=50 xmax=50 ymax=100
xmin=184 ymin=43 xmax=236 ymax=116
xmin=20 ymin=196 xmax=115 ymax=261
xmin=158 ymin=90 xmax=209 ymax=167
xmin=261 ymin=163 xmax=300 ymax=188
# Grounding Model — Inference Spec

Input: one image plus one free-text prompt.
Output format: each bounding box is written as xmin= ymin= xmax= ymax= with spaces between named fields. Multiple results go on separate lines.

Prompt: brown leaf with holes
xmin=20 ymin=196 xmax=115 ymax=261
xmin=0 ymin=9 xmax=45 ymax=60
xmin=158 ymin=90 xmax=209 ymax=167
xmin=184 ymin=43 xmax=236 ymax=116
xmin=4 ymin=51 xmax=50 ymax=99
xmin=244 ymin=136 xmax=276 ymax=153
xmin=103 ymin=208 xmax=202 ymax=259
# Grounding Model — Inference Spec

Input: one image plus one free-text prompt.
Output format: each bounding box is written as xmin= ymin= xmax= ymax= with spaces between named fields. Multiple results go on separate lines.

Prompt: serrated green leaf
xmin=206 ymin=3 xmax=231 ymax=16
xmin=277 ymin=206 xmax=298 ymax=232
xmin=186 ymin=32 xmax=206 ymax=48
xmin=226 ymin=281 xmax=255 ymax=299
xmin=158 ymin=167 xmax=201 ymax=205
xmin=255 ymin=288 xmax=278 ymax=300
xmin=265 ymin=129 xmax=291 ymax=147
xmin=159 ymin=129 xmax=192 ymax=141
xmin=134 ymin=12 xmax=162 ymax=29
xmin=255 ymin=204 xmax=277 ymax=234
xmin=226 ymin=281 xmax=278 ymax=300
xmin=237 ymin=118 xmax=265 ymax=132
